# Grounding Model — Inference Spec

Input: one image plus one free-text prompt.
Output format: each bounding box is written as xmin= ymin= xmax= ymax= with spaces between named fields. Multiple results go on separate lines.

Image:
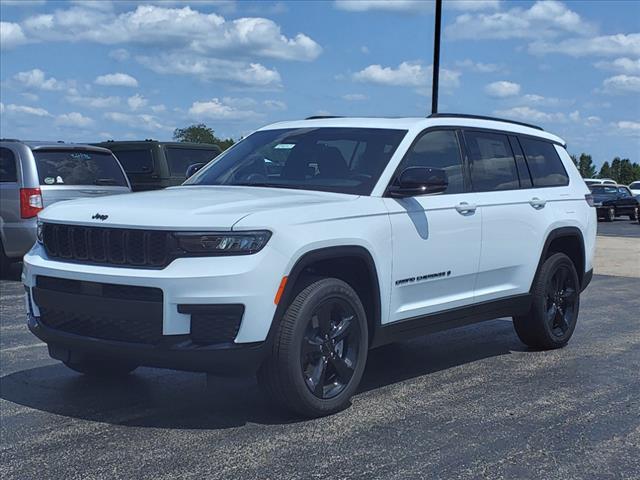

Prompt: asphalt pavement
xmin=596 ymin=217 xmax=640 ymax=238
xmin=1 ymin=268 xmax=639 ymax=479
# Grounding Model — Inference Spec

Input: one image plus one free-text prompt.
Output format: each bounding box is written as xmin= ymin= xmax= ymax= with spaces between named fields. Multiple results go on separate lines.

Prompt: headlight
xmin=36 ymin=220 xmax=44 ymax=244
xmin=174 ymin=231 xmax=271 ymax=255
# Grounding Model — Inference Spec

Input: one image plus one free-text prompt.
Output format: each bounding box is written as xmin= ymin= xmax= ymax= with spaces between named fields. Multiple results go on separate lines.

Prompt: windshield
xmin=590 ymin=185 xmax=618 ymax=195
xmin=630 ymin=182 xmax=640 ymax=189
xmin=34 ymin=150 xmax=128 ymax=187
xmin=184 ymin=127 xmax=407 ymax=195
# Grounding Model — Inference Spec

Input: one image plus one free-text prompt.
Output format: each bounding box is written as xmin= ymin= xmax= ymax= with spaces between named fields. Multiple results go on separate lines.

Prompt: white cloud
xmin=342 ymin=93 xmax=368 ymax=101
xmin=0 ymin=21 xmax=28 ymax=49
xmin=335 ymin=0 xmax=499 ymax=12
xmin=20 ymin=92 xmax=39 ymax=102
xmin=14 ymin=69 xmax=66 ymax=90
xmin=494 ymin=106 xmax=566 ymax=123
xmin=447 ymin=1 xmax=594 ymax=40
xmin=188 ymin=97 xmax=259 ymax=120
xmin=594 ymin=57 xmax=640 ymax=74
xmin=353 ymin=61 xmax=460 ymax=89
xmin=108 ymin=48 xmax=130 ymax=61
xmin=529 ymin=33 xmax=640 ymax=57
xmin=615 ymin=120 xmax=640 ymax=135
xmin=5 ymin=104 xmax=51 ymax=117
xmin=94 ymin=73 xmax=138 ymax=87
xmin=602 ymin=74 xmax=640 ymax=94
xmin=485 ymin=80 xmax=520 ymax=98
xmin=17 ymin=4 xmax=321 ymax=62
xmin=263 ymin=99 xmax=287 ymax=110
xmin=66 ymin=95 xmax=121 ymax=109
xmin=104 ymin=111 xmax=173 ymax=132
xmin=520 ymin=94 xmax=566 ymax=107
xmin=150 ymin=104 xmax=166 ymax=113
xmin=137 ymin=53 xmax=281 ymax=87
xmin=127 ymin=94 xmax=148 ymax=111
xmin=455 ymin=59 xmax=501 ymax=73
xmin=55 ymin=112 xmax=93 ymax=127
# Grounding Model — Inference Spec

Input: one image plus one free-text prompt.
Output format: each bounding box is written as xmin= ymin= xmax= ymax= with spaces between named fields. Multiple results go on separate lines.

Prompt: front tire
xmin=63 ymin=355 xmax=138 ymax=377
xmin=513 ymin=253 xmax=580 ymax=350
xmin=258 ymin=278 xmax=368 ymax=417
xmin=629 ymin=207 xmax=638 ymax=220
xmin=604 ymin=207 xmax=615 ymax=222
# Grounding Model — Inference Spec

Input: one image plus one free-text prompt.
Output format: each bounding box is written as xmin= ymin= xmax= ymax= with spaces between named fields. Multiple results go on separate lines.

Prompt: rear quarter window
xmin=520 ymin=138 xmax=569 ymax=187
xmin=111 ymin=149 xmax=154 ymax=174
xmin=0 ymin=147 xmax=18 ymax=182
xmin=165 ymin=147 xmax=220 ymax=176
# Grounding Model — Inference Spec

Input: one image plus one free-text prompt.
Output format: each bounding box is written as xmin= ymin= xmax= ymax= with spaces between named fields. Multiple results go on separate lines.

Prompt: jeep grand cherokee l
xmin=23 ymin=115 xmax=596 ymax=417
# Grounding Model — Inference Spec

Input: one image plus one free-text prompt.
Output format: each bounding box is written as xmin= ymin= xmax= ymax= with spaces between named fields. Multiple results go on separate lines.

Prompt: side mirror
xmin=389 ymin=167 xmax=448 ymax=197
xmin=186 ymin=163 xmax=206 ymax=178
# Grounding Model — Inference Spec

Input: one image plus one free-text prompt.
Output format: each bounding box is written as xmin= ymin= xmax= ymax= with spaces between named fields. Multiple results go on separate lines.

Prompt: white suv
xmin=23 ymin=114 xmax=596 ymax=417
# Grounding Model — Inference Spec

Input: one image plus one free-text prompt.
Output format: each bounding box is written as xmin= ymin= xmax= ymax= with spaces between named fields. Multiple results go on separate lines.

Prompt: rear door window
xmin=519 ymin=138 xmax=569 ymax=187
xmin=111 ymin=149 xmax=154 ymax=174
xmin=0 ymin=147 xmax=18 ymax=182
xmin=165 ymin=147 xmax=220 ymax=176
xmin=33 ymin=150 xmax=128 ymax=186
xmin=464 ymin=130 xmax=520 ymax=191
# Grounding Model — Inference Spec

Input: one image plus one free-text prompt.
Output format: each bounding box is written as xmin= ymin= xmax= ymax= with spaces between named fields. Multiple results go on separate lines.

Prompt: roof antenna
xmin=431 ymin=0 xmax=442 ymax=115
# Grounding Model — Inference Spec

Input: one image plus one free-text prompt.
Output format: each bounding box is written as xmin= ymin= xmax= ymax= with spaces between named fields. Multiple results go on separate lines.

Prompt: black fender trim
xmin=532 ymin=226 xmax=586 ymax=290
xmin=268 ymin=245 xmax=382 ymax=346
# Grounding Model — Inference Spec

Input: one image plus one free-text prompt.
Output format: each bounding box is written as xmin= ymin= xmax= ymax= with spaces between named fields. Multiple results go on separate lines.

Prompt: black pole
xmin=431 ymin=0 xmax=442 ymax=115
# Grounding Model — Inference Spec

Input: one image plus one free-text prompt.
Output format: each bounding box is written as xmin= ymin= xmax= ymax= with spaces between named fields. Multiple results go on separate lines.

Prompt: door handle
xmin=529 ymin=197 xmax=547 ymax=209
xmin=455 ymin=202 xmax=477 ymax=215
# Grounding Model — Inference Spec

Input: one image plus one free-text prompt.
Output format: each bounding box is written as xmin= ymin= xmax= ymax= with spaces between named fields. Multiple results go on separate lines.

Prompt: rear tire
xmin=604 ymin=207 xmax=615 ymax=222
xmin=513 ymin=253 xmax=580 ymax=350
xmin=629 ymin=207 xmax=638 ymax=220
xmin=64 ymin=355 xmax=138 ymax=377
xmin=258 ymin=278 xmax=368 ymax=417
xmin=0 ymin=240 xmax=12 ymax=278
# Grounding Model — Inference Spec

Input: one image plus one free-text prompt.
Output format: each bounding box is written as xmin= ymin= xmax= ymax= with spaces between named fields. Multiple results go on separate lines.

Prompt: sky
xmin=0 ymin=0 xmax=639 ymax=168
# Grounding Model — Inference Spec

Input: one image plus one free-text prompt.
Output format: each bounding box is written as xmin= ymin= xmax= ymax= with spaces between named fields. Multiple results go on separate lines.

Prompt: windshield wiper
xmin=231 ymin=182 xmax=304 ymax=190
xmin=94 ymin=178 xmax=119 ymax=185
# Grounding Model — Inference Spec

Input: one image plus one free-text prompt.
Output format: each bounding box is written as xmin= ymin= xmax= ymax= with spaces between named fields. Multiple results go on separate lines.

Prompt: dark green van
xmin=93 ymin=140 xmax=221 ymax=191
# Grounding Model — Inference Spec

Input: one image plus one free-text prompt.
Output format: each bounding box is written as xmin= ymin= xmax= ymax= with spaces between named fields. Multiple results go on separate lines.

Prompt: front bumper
xmin=28 ymin=314 xmax=268 ymax=375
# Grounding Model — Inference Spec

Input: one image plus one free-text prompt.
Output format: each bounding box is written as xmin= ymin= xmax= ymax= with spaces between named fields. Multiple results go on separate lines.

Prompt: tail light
xmin=20 ymin=188 xmax=43 ymax=218
xmin=584 ymin=193 xmax=595 ymax=207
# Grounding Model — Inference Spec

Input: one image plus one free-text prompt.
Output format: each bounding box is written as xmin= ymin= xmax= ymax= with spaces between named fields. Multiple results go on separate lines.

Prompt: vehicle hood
xmin=38 ymin=186 xmax=359 ymax=230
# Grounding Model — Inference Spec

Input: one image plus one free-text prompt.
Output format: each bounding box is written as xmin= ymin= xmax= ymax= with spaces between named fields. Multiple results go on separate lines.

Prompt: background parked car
xmin=0 ymin=140 xmax=131 ymax=271
xmin=629 ymin=180 xmax=640 ymax=195
xmin=589 ymin=184 xmax=639 ymax=221
xmin=584 ymin=178 xmax=617 ymax=187
xmin=94 ymin=140 xmax=221 ymax=191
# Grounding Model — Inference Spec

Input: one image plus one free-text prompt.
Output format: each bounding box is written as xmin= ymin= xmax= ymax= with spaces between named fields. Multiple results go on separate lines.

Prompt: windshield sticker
xmin=274 ymin=143 xmax=295 ymax=150
xmin=44 ymin=177 xmax=55 ymax=185
xmin=56 ymin=176 xmax=64 ymax=184
xmin=70 ymin=152 xmax=91 ymax=160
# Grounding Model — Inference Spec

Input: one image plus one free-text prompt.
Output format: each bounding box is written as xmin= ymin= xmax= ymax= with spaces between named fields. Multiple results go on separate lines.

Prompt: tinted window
xmin=618 ymin=187 xmax=632 ymax=198
xmin=396 ymin=130 xmax=465 ymax=194
xmin=33 ymin=150 xmax=128 ymax=186
xmin=465 ymin=131 xmax=519 ymax=191
xmin=111 ymin=149 xmax=154 ymax=174
xmin=590 ymin=185 xmax=618 ymax=195
xmin=519 ymin=138 xmax=569 ymax=187
xmin=166 ymin=147 xmax=220 ymax=176
xmin=629 ymin=182 xmax=640 ymax=189
xmin=186 ymin=128 xmax=407 ymax=195
xmin=509 ymin=136 xmax=532 ymax=188
xmin=0 ymin=147 xmax=17 ymax=182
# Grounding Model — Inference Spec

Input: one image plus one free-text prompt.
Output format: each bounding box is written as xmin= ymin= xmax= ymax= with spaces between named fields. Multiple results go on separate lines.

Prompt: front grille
xmin=42 ymin=223 xmax=173 ymax=268
xmin=35 ymin=276 xmax=163 ymax=344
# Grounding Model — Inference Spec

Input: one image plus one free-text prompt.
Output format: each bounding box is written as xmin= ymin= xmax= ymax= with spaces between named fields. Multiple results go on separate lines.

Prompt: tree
xmin=576 ymin=153 xmax=596 ymax=178
xmin=610 ymin=157 xmax=622 ymax=182
xmin=570 ymin=154 xmax=578 ymax=167
xmin=618 ymin=158 xmax=635 ymax=185
xmin=173 ymin=123 xmax=235 ymax=151
xmin=599 ymin=161 xmax=611 ymax=179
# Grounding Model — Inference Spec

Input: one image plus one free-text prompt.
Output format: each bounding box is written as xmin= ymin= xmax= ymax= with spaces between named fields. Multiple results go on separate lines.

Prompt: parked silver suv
xmin=0 ymin=140 xmax=131 ymax=271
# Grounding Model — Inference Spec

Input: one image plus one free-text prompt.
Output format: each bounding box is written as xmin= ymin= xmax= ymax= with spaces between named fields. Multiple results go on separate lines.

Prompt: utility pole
xmin=431 ymin=0 xmax=442 ymax=115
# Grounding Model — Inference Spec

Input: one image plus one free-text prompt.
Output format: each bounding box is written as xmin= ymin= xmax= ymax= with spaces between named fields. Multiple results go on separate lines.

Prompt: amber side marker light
xmin=274 ymin=276 xmax=288 ymax=305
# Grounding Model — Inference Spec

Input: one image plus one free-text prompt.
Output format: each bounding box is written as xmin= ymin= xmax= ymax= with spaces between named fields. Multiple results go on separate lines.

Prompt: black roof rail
xmin=428 ymin=113 xmax=544 ymax=131
xmin=0 ymin=138 xmax=21 ymax=142
xmin=305 ymin=115 xmax=343 ymax=120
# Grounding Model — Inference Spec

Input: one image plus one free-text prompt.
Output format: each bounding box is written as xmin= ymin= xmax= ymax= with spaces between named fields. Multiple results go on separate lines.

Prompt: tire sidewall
xmin=532 ymin=254 xmax=580 ymax=347
xmin=283 ymin=279 xmax=368 ymax=414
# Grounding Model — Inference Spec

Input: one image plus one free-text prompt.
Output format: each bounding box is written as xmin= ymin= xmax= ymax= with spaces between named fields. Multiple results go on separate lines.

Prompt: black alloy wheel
xmin=301 ymin=298 xmax=361 ymax=399
xmin=544 ymin=264 xmax=578 ymax=339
